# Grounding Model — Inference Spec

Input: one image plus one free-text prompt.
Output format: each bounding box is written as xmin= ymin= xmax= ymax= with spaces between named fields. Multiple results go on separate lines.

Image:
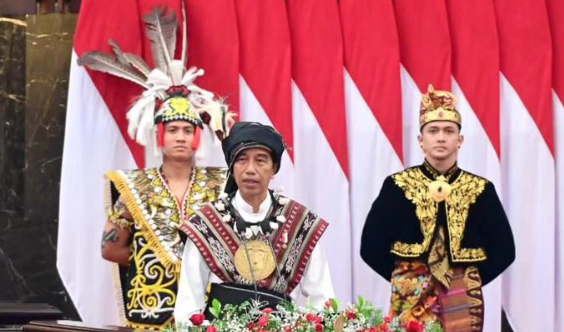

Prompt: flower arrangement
xmin=169 ymin=297 xmax=444 ymax=332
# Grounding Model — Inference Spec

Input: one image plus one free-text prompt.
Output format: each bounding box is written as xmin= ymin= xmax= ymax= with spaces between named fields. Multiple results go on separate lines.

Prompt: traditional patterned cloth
xmin=389 ymin=227 xmax=485 ymax=332
xmin=361 ymin=161 xmax=514 ymax=331
xmin=105 ymin=167 xmax=226 ymax=329
xmin=179 ymin=193 xmax=328 ymax=296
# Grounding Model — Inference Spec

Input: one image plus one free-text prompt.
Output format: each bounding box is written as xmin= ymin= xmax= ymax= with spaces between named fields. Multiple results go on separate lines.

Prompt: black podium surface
xmin=0 ymin=303 xmax=64 ymax=325
xmin=23 ymin=321 xmax=142 ymax=332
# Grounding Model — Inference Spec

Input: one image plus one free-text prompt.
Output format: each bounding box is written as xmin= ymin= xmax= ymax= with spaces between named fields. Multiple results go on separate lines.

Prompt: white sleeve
xmin=298 ymin=244 xmax=335 ymax=308
xmin=174 ymin=239 xmax=211 ymax=323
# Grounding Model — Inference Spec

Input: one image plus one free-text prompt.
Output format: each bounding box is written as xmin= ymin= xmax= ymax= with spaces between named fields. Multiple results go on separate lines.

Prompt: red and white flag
xmin=58 ymin=0 xmax=143 ymax=324
xmin=546 ymin=0 xmax=564 ymax=328
xmin=494 ymin=0 xmax=556 ymax=331
xmin=287 ymin=0 xmax=352 ymax=302
xmin=234 ymin=0 xmax=295 ymax=197
xmin=339 ymin=0 xmax=403 ymax=309
xmin=393 ymin=0 xmax=452 ymax=167
xmin=445 ymin=1 xmax=503 ymax=330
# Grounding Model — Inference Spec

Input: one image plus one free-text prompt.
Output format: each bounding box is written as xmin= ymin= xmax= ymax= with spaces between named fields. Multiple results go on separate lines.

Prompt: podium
xmin=0 ymin=303 xmax=64 ymax=325
xmin=23 ymin=321 xmax=140 ymax=332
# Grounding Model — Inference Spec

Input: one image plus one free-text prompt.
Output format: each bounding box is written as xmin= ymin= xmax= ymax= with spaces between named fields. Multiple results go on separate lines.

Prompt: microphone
xmin=240 ymin=238 xmax=259 ymax=302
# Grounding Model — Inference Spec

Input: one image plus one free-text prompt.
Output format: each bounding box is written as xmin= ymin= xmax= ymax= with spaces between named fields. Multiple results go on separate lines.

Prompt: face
xmin=418 ymin=121 xmax=463 ymax=163
xmin=162 ymin=121 xmax=196 ymax=161
xmin=233 ymin=148 xmax=276 ymax=198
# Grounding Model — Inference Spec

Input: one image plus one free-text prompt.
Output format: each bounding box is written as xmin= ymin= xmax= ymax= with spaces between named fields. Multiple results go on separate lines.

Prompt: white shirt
xmin=174 ymin=191 xmax=334 ymax=323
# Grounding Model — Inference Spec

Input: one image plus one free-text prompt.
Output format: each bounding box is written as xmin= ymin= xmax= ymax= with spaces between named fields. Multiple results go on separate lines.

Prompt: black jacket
xmin=360 ymin=163 xmax=515 ymax=286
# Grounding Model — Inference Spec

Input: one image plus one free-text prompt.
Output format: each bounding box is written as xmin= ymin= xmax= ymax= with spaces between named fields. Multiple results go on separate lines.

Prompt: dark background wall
xmin=0 ymin=6 xmax=79 ymax=320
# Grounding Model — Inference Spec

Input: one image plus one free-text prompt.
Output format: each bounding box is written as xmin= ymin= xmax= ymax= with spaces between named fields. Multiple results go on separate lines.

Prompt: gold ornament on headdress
xmin=419 ymin=84 xmax=461 ymax=128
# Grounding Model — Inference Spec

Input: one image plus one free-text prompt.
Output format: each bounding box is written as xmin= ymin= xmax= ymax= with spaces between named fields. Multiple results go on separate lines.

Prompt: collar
xmin=421 ymin=159 xmax=460 ymax=182
xmin=233 ymin=190 xmax=272 ymax=223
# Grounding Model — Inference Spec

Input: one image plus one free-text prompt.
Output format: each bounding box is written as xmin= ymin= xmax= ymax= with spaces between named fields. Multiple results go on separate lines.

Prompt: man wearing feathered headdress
xmin=78 ymin=7 xmax=235 ymax=330
xmin=360 ymin=85 xmax=515 ymax=332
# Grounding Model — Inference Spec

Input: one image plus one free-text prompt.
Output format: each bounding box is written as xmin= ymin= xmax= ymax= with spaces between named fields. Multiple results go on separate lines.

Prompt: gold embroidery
xmin=445 ymin=172 xmax=487 ymax=262
xmin=391 ymin=168 xmax=488 ymax=262
xmin=106 ymin=167 xmax=227 ymax=269
xmin=105 ymin=167 xmax=227 ymax=324
xmin=391 ymin=169 xmax=437 ymax=257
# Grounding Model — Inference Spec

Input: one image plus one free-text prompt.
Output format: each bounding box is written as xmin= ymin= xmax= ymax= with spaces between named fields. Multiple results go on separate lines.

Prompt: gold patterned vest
xmin=105 ymin=167 xmax=226 ymax=330
xmin=391 ymin=164 xmax=488 ymax=263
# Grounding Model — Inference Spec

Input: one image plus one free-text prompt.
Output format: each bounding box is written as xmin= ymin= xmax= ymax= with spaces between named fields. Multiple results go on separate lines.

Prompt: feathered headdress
xmin=77 ymin=6 xmax=235 ymax=157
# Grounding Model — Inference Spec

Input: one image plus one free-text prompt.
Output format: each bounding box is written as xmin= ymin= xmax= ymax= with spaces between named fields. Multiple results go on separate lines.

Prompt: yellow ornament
xmin=428 ymin=176 xmax=452 ymax=202
xmin=234 ymin=240 xmax=276 ymax=281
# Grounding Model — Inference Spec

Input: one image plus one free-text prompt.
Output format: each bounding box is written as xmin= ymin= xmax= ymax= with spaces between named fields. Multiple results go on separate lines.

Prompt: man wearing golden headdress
xmin=360 ymin=85 xmax=515 ymax=332
xmin=78 ymin=7 xmax=235 ymax=330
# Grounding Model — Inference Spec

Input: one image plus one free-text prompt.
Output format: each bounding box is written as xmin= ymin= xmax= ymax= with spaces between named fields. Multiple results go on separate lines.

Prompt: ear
xmin=458 ymin=134 xmax=464 ymax=148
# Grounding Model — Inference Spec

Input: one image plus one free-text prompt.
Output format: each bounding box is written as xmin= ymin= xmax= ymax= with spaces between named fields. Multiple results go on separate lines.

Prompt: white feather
xmin=170 ymin=60 xmax=185 ymax=86
xmin=126 ymin=96 xmax=155 ymax=139
xmin=181 ymin=67 xmax=205 ymax=86
xmin=147 ymin=69 xmax=173 ymax=88
xmin=136 ymin=102 xmax=157 ymax=146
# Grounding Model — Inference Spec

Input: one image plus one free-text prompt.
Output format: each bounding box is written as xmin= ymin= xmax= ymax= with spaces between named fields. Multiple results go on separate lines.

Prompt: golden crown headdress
xmin=419 ymin=84 xmax=461 ymax=129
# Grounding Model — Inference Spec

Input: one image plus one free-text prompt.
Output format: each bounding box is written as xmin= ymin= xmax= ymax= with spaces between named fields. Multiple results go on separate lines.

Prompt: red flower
xmin=206 ymin=326 xmax=217 ymax=332
xmin=324 ymin=301 xmax=332 ymax=309
xmin=346 ymin=311 xmax=356 ymax=320
xmin=315 ymin=324 xmax=324 ymax=332
xmin=384 ymin=317 xmax=391 ymax=324
xmin=368 ymin=328 xmax=378 ymax=332
xmin=406 ymin=321 xmax=424 ymax=332
xmin=258 ymin=316 xmax=269 ymax=327
xmin=189 ymin=313 xmax=205 ymax=326
xmin=314 ymin=316 xmax=323 ymax=324
xmin=377 ymin=323 xmax=388 ymax=332
xmin=306 ymin=313 xmax=317 ymax=322
xmin=248 ymin=323 xmax=255 ymax=330
xmin=262 ymin=308 xmax=274 ymax=315
xmin=283 ymin=326 xmax=293 ymax=332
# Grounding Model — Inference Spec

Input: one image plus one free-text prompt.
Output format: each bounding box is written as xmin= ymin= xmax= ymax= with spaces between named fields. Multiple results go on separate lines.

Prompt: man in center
xmin=174 ymin=122 xmax=334 ymax=321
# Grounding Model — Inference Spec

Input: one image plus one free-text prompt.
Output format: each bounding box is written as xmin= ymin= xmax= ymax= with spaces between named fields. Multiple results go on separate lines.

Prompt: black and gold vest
xmin=105 ymin=167 xmax=226 ymax=330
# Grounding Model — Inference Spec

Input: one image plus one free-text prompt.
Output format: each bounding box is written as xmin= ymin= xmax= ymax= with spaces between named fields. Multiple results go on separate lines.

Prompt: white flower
xmin=222 ymin=214 xmax=232 ymax=222
xmin=278 ymin=197 xmax=290 ymax=205
xmin=219 ymin=192 xmax=228 ymax=199
xmin=215 ymin=202 xmax=225 ymax=211
xmin=276 ymin=215 xmax=287 ymax=223
xmin=270 ymin=222 xmax=279 ymax=230
xmin=245 ymin=228 xmax=253 ymax=239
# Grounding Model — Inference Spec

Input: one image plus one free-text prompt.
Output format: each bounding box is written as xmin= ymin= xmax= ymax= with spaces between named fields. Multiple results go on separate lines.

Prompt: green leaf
xmin=330 ymin=298 xmax=340 ymax=312
xmin=213 ymin=299 xmax=222 ymax=312
xmin=357 ymin=296 xmax=366 ymax=307
xmin=210 ymin=307 xmax=221 ymax=319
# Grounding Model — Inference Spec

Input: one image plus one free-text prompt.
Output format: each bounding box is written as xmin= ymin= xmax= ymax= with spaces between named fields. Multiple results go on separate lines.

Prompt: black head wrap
xmin=222 ymin=122 xmax=286 ymax=193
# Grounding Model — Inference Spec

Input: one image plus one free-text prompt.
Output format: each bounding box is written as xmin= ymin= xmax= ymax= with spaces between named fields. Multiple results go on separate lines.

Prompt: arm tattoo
xmin=102 ymin=229 xmax=120 ymax=249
